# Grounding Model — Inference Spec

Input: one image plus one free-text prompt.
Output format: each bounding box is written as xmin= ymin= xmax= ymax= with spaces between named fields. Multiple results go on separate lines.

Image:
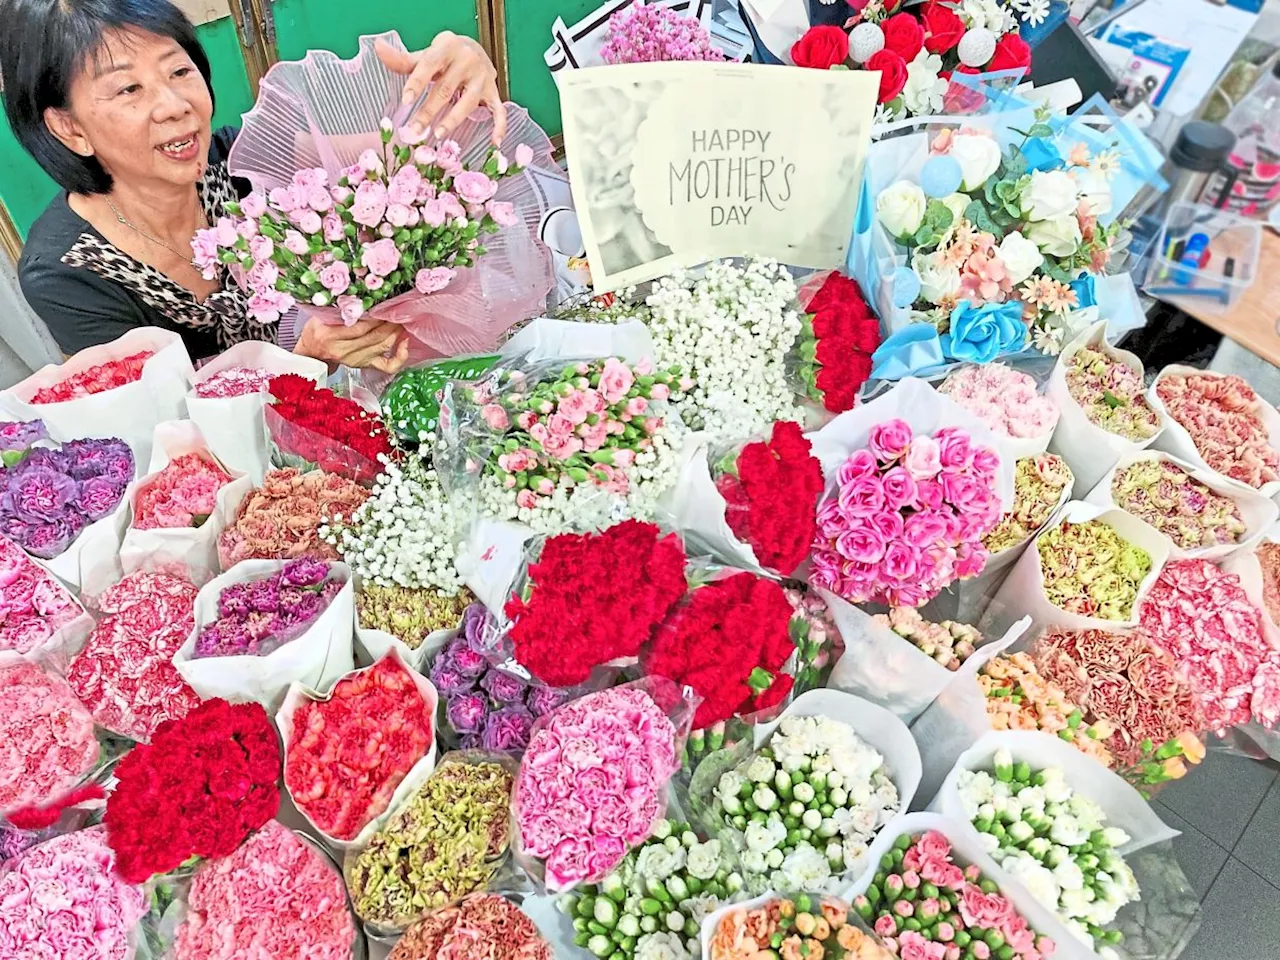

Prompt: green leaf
xmin=1027 ymin=123 xmax=1055 ymax=139
xmin=965 ymin=200 xmax=997 ymax=234
xmin=1004 ymin=200 xmax=1021 ymax=219
xmin=1004 ymin=153 xmax=1028 ymax=179
xmin=1102 ymin=390 xmax=1123 ymax=409
xmin=984 ymin=178 xmax=1000 ymax=205
xmin=995 ymin=180 xmax=1016 ymax=201
xmin=924 ymin=199 xmax=954 ymax=232
xmin=912 ymin=224 xmax=934 ymax=247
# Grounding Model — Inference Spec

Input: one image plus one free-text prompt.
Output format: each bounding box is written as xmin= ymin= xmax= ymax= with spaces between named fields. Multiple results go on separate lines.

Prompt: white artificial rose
xmin=940 ymin=192 xmax=971 ymax=225
xmin=998 ymin=230 xmax=1044 ymax=284
xmin=913 ymin=250 xmax=963 ymax=305
xmin=1027 ymin=216 xmax=1084 ymax=257
xmin=877 ymin=181 xmax=928 ymax=238
xmin=950 ymin=133 xmax=1003 ymax=191
xmin=1021 ymin=169 xmax=1079 ymax=221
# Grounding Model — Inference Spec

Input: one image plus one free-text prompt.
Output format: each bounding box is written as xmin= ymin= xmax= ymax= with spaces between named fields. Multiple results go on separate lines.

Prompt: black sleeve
xmin=19 ymin=252 xmax=148 ymax=355
xmin=209 ymin=125 xmax=251 ymax=199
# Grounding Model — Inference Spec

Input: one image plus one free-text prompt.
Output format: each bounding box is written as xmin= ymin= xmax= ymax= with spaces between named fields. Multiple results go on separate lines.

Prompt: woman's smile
xmin=157 ymin=132 xmax=201 ymax=163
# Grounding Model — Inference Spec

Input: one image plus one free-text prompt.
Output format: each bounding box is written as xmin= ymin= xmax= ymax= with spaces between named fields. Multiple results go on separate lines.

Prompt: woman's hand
xmin=295 ymin=316 xmax=410 ymax=374
xmin=376 ymin=34 xmax=507 ymax=145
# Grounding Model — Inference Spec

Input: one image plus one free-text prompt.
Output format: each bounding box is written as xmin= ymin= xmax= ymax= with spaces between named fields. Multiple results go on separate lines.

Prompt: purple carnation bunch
xmin=0 ymin=438 xmax=133 ymax=559
xmin=193 ymin=558 xmax=343 ymax=659
xmin=0 ymin=420 xmax=49 ymax=460
xmin=430 ymin=603 xmax=569 ymax=752
xmin=599 ymin=1 xmax=725 ymax=64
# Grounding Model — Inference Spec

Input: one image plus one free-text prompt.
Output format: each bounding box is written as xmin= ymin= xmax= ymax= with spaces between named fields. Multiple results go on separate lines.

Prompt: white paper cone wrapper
xmin=657 ymin=432 xmax=763 ymax=574
xmin=38 ymin=485 xmax=133 ymax=591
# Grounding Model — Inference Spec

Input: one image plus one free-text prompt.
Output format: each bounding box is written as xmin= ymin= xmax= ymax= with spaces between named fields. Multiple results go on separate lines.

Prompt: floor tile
xmin=1178 ymin=859 xmax=1280 ymax=960
xmin=1156 ymin=750 xmax=1276 ymax=850
xmin=1151 ymin=801 xmax=1231 ymax=900
xmin=1232 ymin=778 xmax=1280 ymax=882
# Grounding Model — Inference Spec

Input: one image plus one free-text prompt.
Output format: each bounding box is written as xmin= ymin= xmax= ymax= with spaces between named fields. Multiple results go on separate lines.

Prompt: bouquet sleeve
xmin=119 ymin=421 xmax=254 ymax=585
xmin=0 ymin=326 xmax=193 ymax=472
xmin=173 ymin=559 xmax=355 ymax=713
xmin=1084 ymin=450 xmax=1277 ymax=562
xmin=264 ymin=401 xmax=383 ymax=487
xmin=276 ymin=649 xmax=439 ymax=850
xmin=906 ymin=617 xmax=1033 ymax=805
xmin=933 ymin=731 xmax=1200 ymax=960
xmin=1046 ymin=321 xmax=1165 ymax=495
xmin=186 ymin=340 xmax=328 ymax=479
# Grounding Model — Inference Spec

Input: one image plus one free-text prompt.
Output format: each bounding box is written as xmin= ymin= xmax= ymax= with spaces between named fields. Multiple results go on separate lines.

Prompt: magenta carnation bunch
xmin=811 ymin=419 xmax=1002 ymax=608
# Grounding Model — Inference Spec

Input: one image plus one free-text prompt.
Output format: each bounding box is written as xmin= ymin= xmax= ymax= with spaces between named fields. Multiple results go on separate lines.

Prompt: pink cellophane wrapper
xmin=227 ymin=31 xmax=555 ymax=360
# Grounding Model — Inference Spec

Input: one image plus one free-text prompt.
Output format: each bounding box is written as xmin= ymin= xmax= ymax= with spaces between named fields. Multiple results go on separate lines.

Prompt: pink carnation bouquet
xmin=939 ymin=364 xmax=1060 ymax=453
xmin=811 ymin=419 xmax=1003 ymax=608
xmin=0 ymin=538 xmax=89 ymax=657
xmin=132 ymin=452 xmax=235 ymax=530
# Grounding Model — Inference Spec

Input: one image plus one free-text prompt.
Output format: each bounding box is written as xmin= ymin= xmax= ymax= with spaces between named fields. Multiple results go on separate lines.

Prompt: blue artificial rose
xmin=942 ymin=301 xmax=1028 ymax=363
xmin=1069 ymin=274 xmax=1097 ymax=310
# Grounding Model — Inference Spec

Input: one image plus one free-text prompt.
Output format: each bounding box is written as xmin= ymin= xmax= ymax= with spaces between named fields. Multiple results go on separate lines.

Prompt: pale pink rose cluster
xmin=0 ymin=826 xmax=145 ymax=960
xmin=1156 ymin=373 xmax=1280 ymax=490
xmin=811 ymin=419 xmax=1002 ymax=608
xmin=0 ymin=537 xmax=83 ymax=655
xmin=514 ymin=685 xmax=680 ymax=890
xmin=0 ymin=660 xmax=98 ymax=815
xmin=939 ymin=364 xmax=1059 ymax=440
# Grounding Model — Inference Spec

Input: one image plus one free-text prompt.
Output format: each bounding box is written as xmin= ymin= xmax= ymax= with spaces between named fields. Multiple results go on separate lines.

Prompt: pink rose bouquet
xmin=983 ymin=454 xmax=1072 ymax=554
xmin=1141 ymin=558 xmax=1280 ymax=732
xmin=132 ymin=452 xmax=234 ymax=530
xmin=811 ymin=419 xmax=1002 ymax=608
xmin=1110 ymin=458 xmax=1247 ymax=550
xmin=940 ymin=364 xmax=1060 ymax=447
xmin=173 ymin=820 xmax=356 ymax=960
xmin=1154 ymin=371 xmax=1280 ymax=490
xmin=0 ymin=659 xmax=99 ymax=815
xmin=0 ymin=827 xmax=145 ymax=960
xmin=0 ymin=537 xmax=88 ymax=656
xmin=67 ymin=571 xmax=201 ymax=742
xmin=513 ymin=682 xmax=689 ymax=890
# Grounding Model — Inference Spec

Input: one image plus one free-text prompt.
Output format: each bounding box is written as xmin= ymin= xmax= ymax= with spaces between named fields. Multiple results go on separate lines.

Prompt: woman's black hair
xmin=0 ymin=0 xmax=213 ymax=194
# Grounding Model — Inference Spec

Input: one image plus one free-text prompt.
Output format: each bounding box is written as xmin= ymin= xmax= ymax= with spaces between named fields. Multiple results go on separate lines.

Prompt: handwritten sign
xmin=559 ymin=62 xmax=878 ymax=291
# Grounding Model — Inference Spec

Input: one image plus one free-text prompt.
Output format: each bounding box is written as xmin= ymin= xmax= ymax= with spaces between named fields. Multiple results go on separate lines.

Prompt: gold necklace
xmin=105 ymin=196 xmax=207 ymax=268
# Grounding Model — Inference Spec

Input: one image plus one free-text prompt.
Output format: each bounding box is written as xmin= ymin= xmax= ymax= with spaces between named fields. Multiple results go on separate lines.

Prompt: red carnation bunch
xmin=104 ymin=698 xmax=281 ymax=883
xmin=504 ymin=521 xmax=688 ymax=687
xmin=30 ymin=350 xmax=153 ymax=404
xmin=796 ymin=272 xmax=879 ymax=414
xmin=647 ymin=572 xmax=798 ymax=728
xmin=266 ymin=374 xmax=393 ymax=484
xmin=715 ymin=421 xmax=824 ymax=576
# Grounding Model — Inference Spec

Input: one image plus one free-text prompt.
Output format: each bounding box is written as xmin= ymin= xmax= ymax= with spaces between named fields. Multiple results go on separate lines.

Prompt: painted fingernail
xmin=408 ymin=121 xmax=424 ymax=137
xmin=402 ymin=88 xmax=415 ymax=105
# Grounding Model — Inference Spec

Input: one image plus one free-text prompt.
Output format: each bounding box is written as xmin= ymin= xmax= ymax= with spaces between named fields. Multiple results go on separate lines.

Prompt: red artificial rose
xmin=865 ymin=49 xmax=909 ymax=104
xmin=921 ymin=2 xmax=965 ymax=53
xmin=791 ymin=25 xmax=850 ymax=70
xmin=988 ymin=32 xmax=1031 ymax=73
xmin=881 ymin=12 xmax=925 ymax=62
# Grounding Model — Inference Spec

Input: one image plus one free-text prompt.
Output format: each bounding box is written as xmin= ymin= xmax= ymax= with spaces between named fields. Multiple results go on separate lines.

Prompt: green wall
xmin=270 ymin=0 xmax=480 ymax=62
xmin=505 ymin=0 xmax=598 ymax=136
xmin=0 ymin=16 xmax=255 ymax=240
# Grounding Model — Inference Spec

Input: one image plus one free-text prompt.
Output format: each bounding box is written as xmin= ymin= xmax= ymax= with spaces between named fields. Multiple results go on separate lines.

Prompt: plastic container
xmin=1143 ymin=202 xmax=1261 ymax=313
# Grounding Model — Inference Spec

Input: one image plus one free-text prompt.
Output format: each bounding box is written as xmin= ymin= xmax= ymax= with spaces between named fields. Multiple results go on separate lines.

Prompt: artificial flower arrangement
xmin=874 ymin=607 xmax=984 ymax=671
xmin=871 ymin=109 xmax=1122 ymax=357
xmin=0 ymin=536 xmax=91 ymax=657
xmin=939 ymin=363 xmax=1060 ymax=457
xmin=784 ymin=1 xmax=1037 ymax=119
xmin=0 ymin=437 xmax=133 ymax=560
xmin=697 ymin=704 xmax=905 ymax=895
xmin=281 ymin=653 xmax=436 ymax=843
xmin=431 ymin=604 xmax=569 ymax=752
xmin=380 ymin=353 xmax=500 ymax=445
xmin=982 ymin=453 xmax=1073 ymax=554
xmin=513 ymin=681 xmax=690 ymax=891
xmin=811 ymin=418 xmax=1003 ymax=608
xmin=501 ymin=521 xmax=688 ymax=687
xmin=1140 ymin=557 xmax=1280 ymax=733
xmin=67 ymin=570 xmax=202 ymax=742
xmin=390 ymin=893 xmax=554 ymax=960
xmin=441 ymin=353 xmax=690 ymax=534
xmin=794 ymin=271 xmax=881 ymax=414
xmin=1152 ymin=369 xmax=1280 ymax=493
xmin=265 ymin=373 xmax=393 ymax=485
xmin=172 ymin=820 xmax=357 ymax=960
xmin=103 ymin=697 xmax=280 ymax=883
xmin=851 ymin=827 xmax=1059 ymax=960
xmin=0 ymin=418 xmax=48 ymax=467
xmin=28 ymin=350 xmax=153 ymax=403
xmin=708 ymin=893 xmax=894 ymax=960
xmin=218 ymin=466 xmax=369 ymax=566
xmin=560 ymin=817 xmax=742 ymax=960
xmin=0 ymin=827 xmax=145 ymax=960
xmin=194 ymin=123 xmax=535 ymax=327
xmin=1033 ymin=626 xmax=1207 ymax=790
xmin=345 ymin=754 xmax=515 ymax=932
xmin=0 ymin=657 xmax=100 ymax=817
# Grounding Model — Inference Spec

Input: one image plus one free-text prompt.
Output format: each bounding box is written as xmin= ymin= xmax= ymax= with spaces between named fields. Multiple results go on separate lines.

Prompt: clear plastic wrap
xmin=376 ymin=354 xmax=502 ymax=446
xmin=264 ymin=403 xmax=384 ymax=488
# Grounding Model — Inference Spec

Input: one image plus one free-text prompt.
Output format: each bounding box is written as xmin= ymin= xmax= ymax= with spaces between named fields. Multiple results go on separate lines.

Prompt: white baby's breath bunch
xmin=320 ymin=455 xmax=465 ymax=592
xmin=643 ymin=259 xmax=803 ymax=444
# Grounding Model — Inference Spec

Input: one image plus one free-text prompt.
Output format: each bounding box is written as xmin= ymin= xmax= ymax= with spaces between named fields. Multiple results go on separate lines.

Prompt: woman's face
xmin=47 ymin=28 xmax=213 ymax=191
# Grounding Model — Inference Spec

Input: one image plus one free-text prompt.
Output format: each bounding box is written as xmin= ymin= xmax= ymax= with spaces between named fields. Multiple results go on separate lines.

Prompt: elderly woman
xmin=2 ymin=0 xmax=507 ymax=372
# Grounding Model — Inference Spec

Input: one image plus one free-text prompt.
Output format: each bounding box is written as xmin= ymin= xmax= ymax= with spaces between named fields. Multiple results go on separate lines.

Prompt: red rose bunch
xmin=504 ymin=520 xmax=687 ymax=687
xmin=30 ymin=351 xmax=153 ymax=404
xmin=716 ymin=421 xmax=824 ymax=576
xmin=104 ymin=698 xmax=281 ymax=883
xmin=285 ymin=656 xmax=435 ymax=840
xmin=647 ymin=572 xmax=798 ymax=728
xmin=797 ymin=271 xmax=880 ymax=413
xmin=266 ymin=374 xmax=393 ymax=483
